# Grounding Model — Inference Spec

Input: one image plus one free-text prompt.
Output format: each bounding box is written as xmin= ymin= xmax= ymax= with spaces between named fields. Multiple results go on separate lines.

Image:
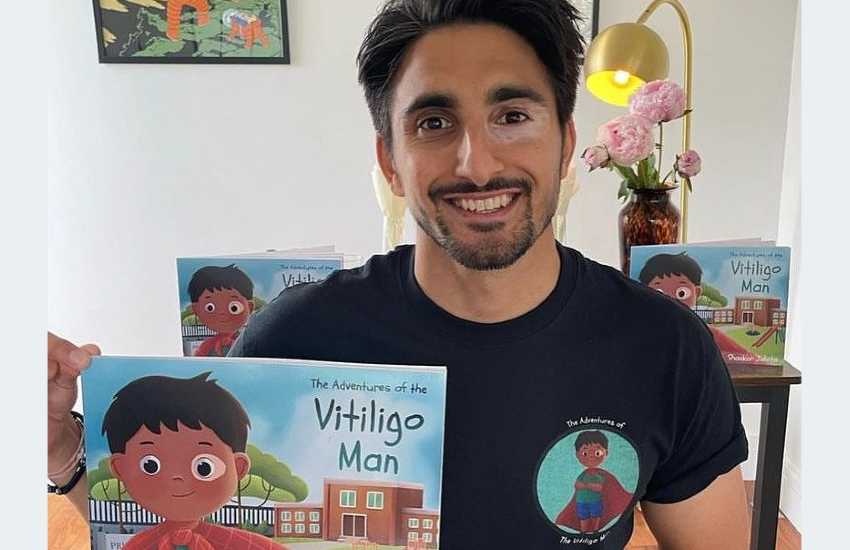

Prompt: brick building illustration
xmin=275 ymin=479 xmax=440 ymax=548
xmin=695 ymin=296 xmax=786 ymax=327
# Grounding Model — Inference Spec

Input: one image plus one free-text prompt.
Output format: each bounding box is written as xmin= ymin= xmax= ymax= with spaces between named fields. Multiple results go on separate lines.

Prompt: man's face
xmin=110 ymin=422 xmax=250 ymax=522
xmin=192 ymin=288 xmax=253 ymax=334
xmin=648 ymin=274 xmax=701 ymax=309
xmin=377 ymin=23 xmax=575 ymax=270
xmin=577 ymin=443 xmax=608 ymax=468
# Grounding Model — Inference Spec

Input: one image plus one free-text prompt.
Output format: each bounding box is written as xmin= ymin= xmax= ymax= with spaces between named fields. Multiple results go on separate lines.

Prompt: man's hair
xmin=101 ymin=372 xmax=251 ymax=454
xmin=575 ymin=430 xmax=608 ymax=452
xmin=188 ymin=264 xmax=254 ymax=303
xmin=356 ymin=0 xmax=586 ymax=146
xmin=638 ymin=252 xmax=703 ymax=286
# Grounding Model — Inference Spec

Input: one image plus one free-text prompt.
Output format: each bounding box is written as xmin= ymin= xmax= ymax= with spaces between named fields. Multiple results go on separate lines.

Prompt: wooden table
xmin=728 ymin=361 xmax=801 ymax=550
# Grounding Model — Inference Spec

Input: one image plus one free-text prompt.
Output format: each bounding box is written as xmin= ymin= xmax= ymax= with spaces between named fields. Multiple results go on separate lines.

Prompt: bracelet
xmin=48 ymin=411 xmax=86 ymax=495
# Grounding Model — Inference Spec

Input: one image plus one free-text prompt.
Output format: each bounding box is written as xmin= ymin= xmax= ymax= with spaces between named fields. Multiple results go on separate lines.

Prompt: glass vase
xmin=618 ymin=187 xmax=681 ymax=276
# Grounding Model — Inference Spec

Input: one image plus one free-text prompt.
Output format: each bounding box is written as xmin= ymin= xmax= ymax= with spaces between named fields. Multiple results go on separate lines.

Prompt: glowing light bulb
xmin=613 ymin=70 xmax=631 ymax=86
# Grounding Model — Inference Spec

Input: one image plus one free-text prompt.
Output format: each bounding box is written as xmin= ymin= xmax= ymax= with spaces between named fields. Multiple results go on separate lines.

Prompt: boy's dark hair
xmin=188 ymin=264 xmax=254 ymax=303
xmin=638 ymin=252 xmax=703 ymax=286
xmin=102 ymin=372 xmax=251 ymax=454
xmin=357 ymin=0 xmax=585 ymax=146
xmin=575 ymin=430 xmax=608 ymax=452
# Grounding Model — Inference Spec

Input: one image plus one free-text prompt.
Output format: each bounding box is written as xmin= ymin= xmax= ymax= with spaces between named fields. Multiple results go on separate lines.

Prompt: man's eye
xmin=497 ymin=111 xmax=529 ymax=124
xmin=595 ymin=450 xmax=604 ymax=457
xmin=228 ymin=301 xmax=245 ymax=315
xmin=191 ymin=454 xmax=226 ymax=481
xmin=204 ymin=303 xmax=215 ymax=313
xmin=140 ymin=455 xmax=161 ymax=476
xmin=418 ymin=116 xmax=452 ymax=131
xmin=676 ymin=287 xmax=692 ymax=300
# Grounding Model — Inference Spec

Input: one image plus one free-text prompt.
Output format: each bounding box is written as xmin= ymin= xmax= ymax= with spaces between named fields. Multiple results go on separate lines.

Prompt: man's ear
xmin=110 ymin=454 xmax=126 ymax=481
xmin=560 ymin=118 xmax=577 ymax=178
xmin=376 ymin=134 xmax=405 ymax=198
xmin=234 ymin=452 xmax=251 ymax=479
xmin=248 ymin=300 xmax=255 ymax=313
xmin=695 ymin=285 xmax=703 ymax=299
xmin=191 ymin=302 xmax=201 ymax=317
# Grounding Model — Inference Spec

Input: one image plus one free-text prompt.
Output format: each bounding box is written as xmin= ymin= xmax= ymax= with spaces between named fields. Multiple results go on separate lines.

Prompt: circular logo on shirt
xmin=535 ymin=427 xmax=640 ymax=535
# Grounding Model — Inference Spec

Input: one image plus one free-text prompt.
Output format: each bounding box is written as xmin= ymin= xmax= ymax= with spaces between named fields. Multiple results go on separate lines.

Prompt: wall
xmin=774 ymin=0 xmax=802 ymax=529
xmin=48 ymin=0 xmax=800 ymax=519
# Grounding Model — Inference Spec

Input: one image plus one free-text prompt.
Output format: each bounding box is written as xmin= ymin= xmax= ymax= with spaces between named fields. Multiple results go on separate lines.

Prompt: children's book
xmin=82 ymin=355 xmax=447 ymax=550
xmin=629 ymin=242 xmax=791 ymax=366
xmin=177 ymin=248 xmax=356 ymax=357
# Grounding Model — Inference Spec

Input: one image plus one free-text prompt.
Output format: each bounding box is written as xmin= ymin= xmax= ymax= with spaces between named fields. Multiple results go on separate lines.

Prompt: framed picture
xmin=571 ymin=0 xmax=600 ymax=48
xmin=91 ymin=0 xmax=290 ymax=64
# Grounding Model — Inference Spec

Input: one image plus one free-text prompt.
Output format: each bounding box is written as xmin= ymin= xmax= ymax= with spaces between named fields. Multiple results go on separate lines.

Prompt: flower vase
xmin=618 ymin=187 xmax=680 ymax=276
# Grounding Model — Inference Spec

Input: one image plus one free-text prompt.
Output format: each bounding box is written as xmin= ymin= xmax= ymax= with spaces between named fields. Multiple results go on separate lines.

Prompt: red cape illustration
xmin=555 ymin=468 xmax=633 ymax=531
xmin=123 ymin=520 xmax=288 ymax=550
xmin=709 ymin=325 xmax=759 ymax=363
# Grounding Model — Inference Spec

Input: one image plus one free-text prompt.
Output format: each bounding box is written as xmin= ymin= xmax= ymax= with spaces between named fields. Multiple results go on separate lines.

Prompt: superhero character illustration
xmin=638 ymin=252 xmax=758 ymax=362
xmin=103 ymin=372 xmax=286 ymax=550
xmin=189 ymin=265 xmax=254 ymax=357
xmin=555 ymin=431 xmax=633 ymax=533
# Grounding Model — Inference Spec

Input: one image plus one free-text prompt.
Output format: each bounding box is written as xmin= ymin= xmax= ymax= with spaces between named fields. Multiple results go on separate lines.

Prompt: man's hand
xmin=47 ymin=332 xmax=100 ymax=474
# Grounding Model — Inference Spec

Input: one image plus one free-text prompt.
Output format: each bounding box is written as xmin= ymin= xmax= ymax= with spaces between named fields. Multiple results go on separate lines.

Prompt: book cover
xmin=81 ymin=355 xmax=447 ymax=550
xmin=629 ymin=244 xmax=791 ymax=365
xmin=177 ymin=253 xmax=344 ymax=357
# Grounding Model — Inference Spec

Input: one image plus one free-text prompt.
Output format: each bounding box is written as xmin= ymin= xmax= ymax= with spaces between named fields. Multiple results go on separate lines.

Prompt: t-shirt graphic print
xmin=536 ymin=425 xmax=640 ymax=545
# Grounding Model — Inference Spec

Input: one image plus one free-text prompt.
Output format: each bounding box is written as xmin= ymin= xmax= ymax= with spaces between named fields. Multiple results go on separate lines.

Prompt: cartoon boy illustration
xmin=103 ymin=372 xmax=287 ymax=550
xmin=638 ymin=252 xmax=757 ymax=362
xmin=189 ymin=265 xmax=254 ymax=357
xmin=556 ymin=431 xmax=633 ymax=533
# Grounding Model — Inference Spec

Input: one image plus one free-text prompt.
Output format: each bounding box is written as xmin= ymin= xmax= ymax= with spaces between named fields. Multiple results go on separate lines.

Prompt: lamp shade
xmin=584 ymin=23 xmax=670 ymax=106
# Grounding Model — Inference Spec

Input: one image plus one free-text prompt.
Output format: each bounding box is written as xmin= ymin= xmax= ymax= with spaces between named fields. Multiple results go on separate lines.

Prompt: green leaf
xmin=613 ymin=164 xmax=639 ymax=187
xmin=637 ymin=158 xmax=648 ymax=186
xmin=684 ymin=177 xmax=693 ymax=192
xmin=617 ymin=180 xmax=631 ymax=203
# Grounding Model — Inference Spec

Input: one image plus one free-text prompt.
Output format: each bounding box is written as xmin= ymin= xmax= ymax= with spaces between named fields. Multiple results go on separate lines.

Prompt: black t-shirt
xmin=230 ymin=244 xmax=747 ymax=549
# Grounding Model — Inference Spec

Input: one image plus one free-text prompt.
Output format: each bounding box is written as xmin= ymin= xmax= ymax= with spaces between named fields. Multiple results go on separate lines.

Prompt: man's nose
xmin=454 ymin=126 xmax=504 ymax=186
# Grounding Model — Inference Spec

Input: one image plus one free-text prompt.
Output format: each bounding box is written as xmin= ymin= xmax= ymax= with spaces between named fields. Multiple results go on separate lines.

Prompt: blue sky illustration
xmin=629 ymin=245 xmax=791 ymax=309
xmin=176 ymin=257 xmax=343 ymax=310
xmin=82 ymin=356 xmax=447 ymax=510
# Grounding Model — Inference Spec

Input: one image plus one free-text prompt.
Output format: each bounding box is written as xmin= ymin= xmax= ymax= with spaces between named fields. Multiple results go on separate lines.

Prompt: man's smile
xmin=441 ymin=190 xmax=523 ymax=224
xmin=172 ymin=490 xmax=196 ymax=498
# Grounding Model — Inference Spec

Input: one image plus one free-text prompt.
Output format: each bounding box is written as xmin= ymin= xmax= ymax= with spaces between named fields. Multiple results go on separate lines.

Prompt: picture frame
xmin=91 ymin=0 xmax=290 ymax=64
xmin=572 ymin=0 xmax=600 ymax=50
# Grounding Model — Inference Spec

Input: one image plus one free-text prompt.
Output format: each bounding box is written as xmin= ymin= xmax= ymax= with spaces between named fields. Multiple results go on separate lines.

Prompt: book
xmin=81 ymin=355 xmax=447 ymax=550
xmin=177 ymin=247 xmax=354 ymax=357
xmin=629 ymin=242 xmax=791 ymax=366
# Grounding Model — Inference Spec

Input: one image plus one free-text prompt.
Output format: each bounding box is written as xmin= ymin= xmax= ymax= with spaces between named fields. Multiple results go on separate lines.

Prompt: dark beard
xmin=414 ymin=176 xmax=559 ymax=271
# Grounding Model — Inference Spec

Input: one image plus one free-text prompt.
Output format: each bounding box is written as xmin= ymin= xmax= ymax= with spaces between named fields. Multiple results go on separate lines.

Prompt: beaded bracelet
xmin=48 ymin=411 xmax=86 ymax=495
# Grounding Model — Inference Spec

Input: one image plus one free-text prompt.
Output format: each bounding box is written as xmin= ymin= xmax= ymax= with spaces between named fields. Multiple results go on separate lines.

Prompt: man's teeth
xmin=452 ymin=194 xmax=514 ymax=212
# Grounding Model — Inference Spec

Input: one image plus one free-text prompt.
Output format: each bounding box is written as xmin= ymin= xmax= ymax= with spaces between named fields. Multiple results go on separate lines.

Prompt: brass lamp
xmin=584 ymin=0 xmax=693 ymax=242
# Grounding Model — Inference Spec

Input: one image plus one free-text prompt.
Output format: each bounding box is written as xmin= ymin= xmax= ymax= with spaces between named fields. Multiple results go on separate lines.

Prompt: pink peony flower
xmin=675 ymin=149 xmax=702 ymax=177
xmin=628 ymin=79 xmax=686 ymax=124
xmin=581 ymin=145 xmax=610 ymax=171
xmin=596 ymin=114 xmax=654 ymax=166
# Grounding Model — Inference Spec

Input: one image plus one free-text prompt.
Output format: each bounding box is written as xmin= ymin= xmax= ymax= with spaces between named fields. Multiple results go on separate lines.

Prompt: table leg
xmin=749 ymin=386 xmax=790 ymax=550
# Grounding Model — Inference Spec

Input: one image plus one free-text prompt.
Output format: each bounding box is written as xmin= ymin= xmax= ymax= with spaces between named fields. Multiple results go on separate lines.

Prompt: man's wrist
xmin=48 ymin=414 xmax=83 ymax=479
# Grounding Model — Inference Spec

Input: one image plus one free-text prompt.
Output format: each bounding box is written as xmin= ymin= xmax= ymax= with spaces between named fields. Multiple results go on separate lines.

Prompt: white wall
xmin=775 ymin=0 xmax=802 ymax=529
xmin=49 ymin=0 xmax=387 ymax=354
xmin=49 ymin=0 xmax=800 ymax=515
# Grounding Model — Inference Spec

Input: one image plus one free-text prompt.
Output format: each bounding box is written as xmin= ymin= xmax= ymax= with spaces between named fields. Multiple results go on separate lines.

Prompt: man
xmin=48 ymin=1 xmax=750 ymax=548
